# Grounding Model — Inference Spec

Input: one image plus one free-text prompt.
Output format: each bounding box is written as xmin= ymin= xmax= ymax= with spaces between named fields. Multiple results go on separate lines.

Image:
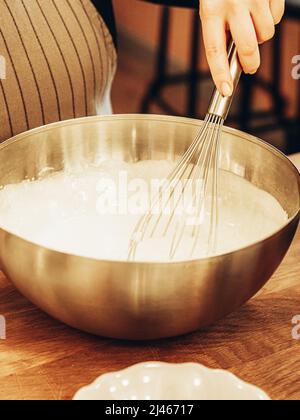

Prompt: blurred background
xmin=111 ymin=0 xmax=300 ymax=154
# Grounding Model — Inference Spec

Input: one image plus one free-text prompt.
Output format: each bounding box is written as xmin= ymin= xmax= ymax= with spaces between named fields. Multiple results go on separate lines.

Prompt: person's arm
xmin=144 ymin=1 xmax=285 ymax=97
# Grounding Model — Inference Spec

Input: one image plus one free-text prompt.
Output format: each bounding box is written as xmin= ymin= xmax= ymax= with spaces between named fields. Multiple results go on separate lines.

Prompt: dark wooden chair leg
xmin=286 ymin=78 xmax=300 ymax=154
xmin=187 ymin=11 xmax=200 ymax=117
xmin=239 ymin=74 xmax=255 ymax=133
xmin=140 ymin=7 xmax=170 ymax=113
xmin=272 ymin=26 xmax=284 ymax=117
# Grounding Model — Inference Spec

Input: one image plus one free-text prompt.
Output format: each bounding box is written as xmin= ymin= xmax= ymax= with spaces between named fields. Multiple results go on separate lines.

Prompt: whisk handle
xmin=208 ymin=41 xmax=242 ymax=120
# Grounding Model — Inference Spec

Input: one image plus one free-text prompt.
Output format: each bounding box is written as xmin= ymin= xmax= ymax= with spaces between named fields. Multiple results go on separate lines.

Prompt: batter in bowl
xmin=0 ymin=160 xmax=288 ymax=262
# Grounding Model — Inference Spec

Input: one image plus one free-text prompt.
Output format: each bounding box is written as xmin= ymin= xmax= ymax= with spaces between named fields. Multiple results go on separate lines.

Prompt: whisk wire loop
xmin=128 ymin=114 xmax=224 ymax=261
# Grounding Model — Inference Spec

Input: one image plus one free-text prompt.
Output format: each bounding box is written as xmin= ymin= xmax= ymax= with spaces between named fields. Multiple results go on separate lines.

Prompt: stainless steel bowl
xmin=0 ymin=115 xmax=299 ymax=340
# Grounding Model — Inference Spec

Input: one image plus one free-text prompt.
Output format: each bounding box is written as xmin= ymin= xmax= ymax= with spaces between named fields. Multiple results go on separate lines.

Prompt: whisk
xmin=128 ymin=41 xmax=242 ymax=261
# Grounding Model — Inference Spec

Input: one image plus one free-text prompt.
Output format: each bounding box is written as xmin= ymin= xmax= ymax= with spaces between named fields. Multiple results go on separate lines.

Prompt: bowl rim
xmin=0 ymin=114 xmax=299 ymax=266
xmin=73 ymin=361 xmax=271 ymax=401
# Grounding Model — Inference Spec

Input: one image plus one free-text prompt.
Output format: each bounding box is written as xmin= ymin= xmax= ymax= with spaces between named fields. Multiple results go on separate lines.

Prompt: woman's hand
xmin=200 ymin=0 xmax=285 ymax=97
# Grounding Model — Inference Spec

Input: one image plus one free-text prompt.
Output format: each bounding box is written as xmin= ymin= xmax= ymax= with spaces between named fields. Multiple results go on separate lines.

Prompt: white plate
xmin=74 ymin=362 xmax=270 ymax=401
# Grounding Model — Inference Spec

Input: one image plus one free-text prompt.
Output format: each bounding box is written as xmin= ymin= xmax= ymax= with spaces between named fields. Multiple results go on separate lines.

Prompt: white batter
xmin=0 ymin=160 xmax=288 ymax=261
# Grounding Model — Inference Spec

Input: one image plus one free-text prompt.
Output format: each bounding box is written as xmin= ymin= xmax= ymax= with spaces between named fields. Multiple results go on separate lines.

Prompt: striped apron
xmin=0 ymin=0 xmax=117 ymax=143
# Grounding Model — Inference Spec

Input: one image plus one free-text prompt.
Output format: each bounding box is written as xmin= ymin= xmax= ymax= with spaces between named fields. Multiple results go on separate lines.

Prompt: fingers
xmin=251 ymin=0 xmax=275 ymax=44
xmin=270 ymin=0 xmax=285 ymax=24
xmin=228 ymin=7 xmax=260 ymax=74
xmin=200 ymin=0 xmax=284 ymax=94
xmin=200 ymin=11 xmax=233 ymax=97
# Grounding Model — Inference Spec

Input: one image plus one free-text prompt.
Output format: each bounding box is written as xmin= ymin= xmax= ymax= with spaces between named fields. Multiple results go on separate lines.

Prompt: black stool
xmin=141 ymin=0 xmax=299 ymax=153
xmin=141 ymin=2 xmax=209 ymax=118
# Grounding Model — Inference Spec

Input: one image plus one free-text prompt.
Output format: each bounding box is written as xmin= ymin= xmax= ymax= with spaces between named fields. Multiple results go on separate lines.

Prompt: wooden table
xmin=0 ymin=155 xmax=299 ymax=401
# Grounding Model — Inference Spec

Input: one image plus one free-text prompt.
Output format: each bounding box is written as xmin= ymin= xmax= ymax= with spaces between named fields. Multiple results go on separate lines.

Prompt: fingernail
xmin=221 ymin=82 xmax=232 ymax=97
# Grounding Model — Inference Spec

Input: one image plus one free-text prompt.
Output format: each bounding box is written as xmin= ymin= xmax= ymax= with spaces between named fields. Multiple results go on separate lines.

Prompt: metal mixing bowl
xmin=0 ymin=115 xmax=299 ymax=340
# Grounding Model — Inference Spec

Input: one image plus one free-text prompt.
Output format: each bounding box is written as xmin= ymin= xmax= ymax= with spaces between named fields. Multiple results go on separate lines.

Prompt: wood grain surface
xmin=0 ymin=155 xmax=299 ymax=401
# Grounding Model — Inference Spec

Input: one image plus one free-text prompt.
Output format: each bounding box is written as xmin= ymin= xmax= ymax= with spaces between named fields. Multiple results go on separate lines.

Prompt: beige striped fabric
xmin=0 ymin=0 xmax=117 ymax=143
